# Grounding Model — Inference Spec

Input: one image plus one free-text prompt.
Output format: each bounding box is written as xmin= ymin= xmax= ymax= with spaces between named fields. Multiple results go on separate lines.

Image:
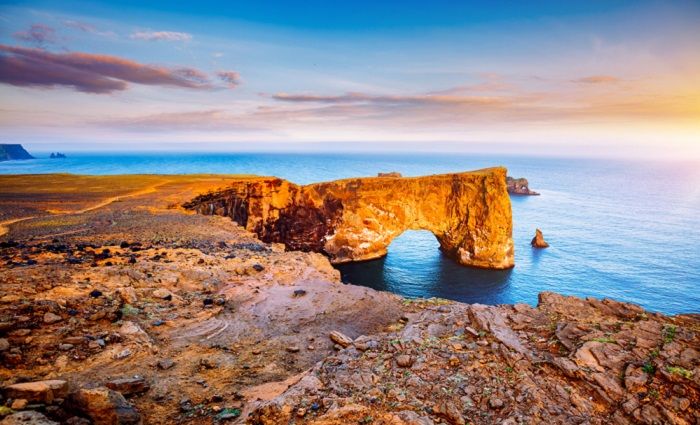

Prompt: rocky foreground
xmin=0 ymin=175 xmax=698 ymax=425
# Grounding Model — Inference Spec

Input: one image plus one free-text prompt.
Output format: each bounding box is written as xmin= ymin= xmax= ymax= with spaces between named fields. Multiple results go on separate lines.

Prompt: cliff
xmin=184 ymin=167 xmax=514 ymax=269
xmin=0 ymin=144 xmax=34 ymax=161
xmin=506 ymin=176 xmax=539 ymax=195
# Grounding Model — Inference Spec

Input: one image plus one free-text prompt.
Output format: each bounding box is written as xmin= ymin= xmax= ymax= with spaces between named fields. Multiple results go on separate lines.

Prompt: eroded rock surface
xmin=250 ymin=293 xmax=699 ymax=425
xmin=184 ymin=167 xmax=514 ymax=269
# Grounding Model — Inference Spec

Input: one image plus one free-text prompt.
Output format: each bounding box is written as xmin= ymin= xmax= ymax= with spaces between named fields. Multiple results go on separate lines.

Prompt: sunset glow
xmin=1 ymin=0 xmax=699 ymax=158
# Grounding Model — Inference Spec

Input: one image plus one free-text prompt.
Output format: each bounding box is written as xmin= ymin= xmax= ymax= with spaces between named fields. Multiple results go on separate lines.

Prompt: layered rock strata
xmin=184 ymin=167 xmax=514 ymax=269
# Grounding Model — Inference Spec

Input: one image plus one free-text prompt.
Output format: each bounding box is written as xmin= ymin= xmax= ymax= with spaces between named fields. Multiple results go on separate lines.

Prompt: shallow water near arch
xmin=2 ymin=152 xmax=699 ymax=314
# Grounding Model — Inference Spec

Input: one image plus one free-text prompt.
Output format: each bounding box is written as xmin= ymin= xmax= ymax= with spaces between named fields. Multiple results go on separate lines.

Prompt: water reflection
xmin=337 ymin=230 xmax=513 ymax=304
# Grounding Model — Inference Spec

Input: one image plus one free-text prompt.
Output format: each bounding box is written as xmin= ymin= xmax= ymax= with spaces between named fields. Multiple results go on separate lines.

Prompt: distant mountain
xmin=0 ymin=144 xmax=34 ymax=161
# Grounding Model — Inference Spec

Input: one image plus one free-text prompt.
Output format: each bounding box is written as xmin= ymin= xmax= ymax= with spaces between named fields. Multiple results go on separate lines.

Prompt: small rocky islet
xmin=0 ymin=173 xmax=697 ymax=424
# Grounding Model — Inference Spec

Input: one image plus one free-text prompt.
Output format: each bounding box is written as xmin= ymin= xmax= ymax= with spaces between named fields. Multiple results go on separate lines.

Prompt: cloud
xmin=130 ymin=31 xmax=192 ymax=42
xmin=96 ymin=109 xmax=259 ymax=131
xmin=0 ymin=44 xmax=212 ymax=93
xmin=272 ymin=92 xmax=510 ymax=107
xmin=13 ymin=24 xmax=57 ymax=46
xmin=217 ymin=71 xmax=241 ymax=88
xmin=573 ymin=75 xmax=620 ymax=84
xmin=63 ymin=20 xmax=116 ymax=38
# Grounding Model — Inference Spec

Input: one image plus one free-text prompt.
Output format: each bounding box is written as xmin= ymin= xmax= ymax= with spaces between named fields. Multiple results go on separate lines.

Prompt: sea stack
xmin=0 ymin=144 xmax=34 ymax=161
xmin=531 ymin=228 xmax=550 ymax=248
xmin=507 ymin=176 xmax=540 ymax=195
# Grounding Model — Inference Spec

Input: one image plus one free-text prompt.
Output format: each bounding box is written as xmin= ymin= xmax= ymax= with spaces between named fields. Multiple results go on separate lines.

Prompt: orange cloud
xmin=573 ymin=75 xmax=620 ymax=84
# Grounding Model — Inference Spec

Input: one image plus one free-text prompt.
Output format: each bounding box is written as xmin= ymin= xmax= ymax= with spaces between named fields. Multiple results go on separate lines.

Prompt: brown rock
xmin=70 ymin=387 xmax=141 ymax=425
xmin=329 ymin=331 xmax=353 ymax=348
xmin=105 ymin=377 xmax=149 ymax=396
xmin=184 ymin=168 xmax=515 ymax=269
xmin=1 ymin=411 xmax=59 ymax=425
xmin=3 ymin=380 xmax=68 ymax=404
xmin=530 ymin=228 xmax=549 ymax=248
xmin=10 ymin=398 xmax=28 ymax=409
xmin=43 ymin=312 xmax=63 ymax=324
xmin=396 ymin=354 xmax=414 ymax=368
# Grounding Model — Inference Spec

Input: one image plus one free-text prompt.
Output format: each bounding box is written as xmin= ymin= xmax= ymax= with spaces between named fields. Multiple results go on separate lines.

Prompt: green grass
xmin=663 ymin=325 xmax=677 ymax=344
xmin=642 ymin=362 xmax=655 ymax=375
xmin=666 ymin=366 xmax=693 ymax=379
xmin=591 ymin=336 xmax=616 ymax=344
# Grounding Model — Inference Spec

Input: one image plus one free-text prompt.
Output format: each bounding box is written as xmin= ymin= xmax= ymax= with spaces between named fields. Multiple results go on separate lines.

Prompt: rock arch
xmin=184 ymin=167 xmax=514 ymax=269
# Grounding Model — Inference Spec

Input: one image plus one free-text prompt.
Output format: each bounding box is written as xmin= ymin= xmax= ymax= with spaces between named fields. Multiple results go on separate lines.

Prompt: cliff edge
xmin=0 ymin=144 xmax=34 ymax=161
xmin=184 ymin=167 xmax=514 ymax=269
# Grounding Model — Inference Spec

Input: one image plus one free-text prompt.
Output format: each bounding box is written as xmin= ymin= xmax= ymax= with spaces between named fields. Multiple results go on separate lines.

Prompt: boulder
xmin=3 ymin=380 xmax=68 ymax=404
xmin=69 ymin=387 xmax=141 ymax=425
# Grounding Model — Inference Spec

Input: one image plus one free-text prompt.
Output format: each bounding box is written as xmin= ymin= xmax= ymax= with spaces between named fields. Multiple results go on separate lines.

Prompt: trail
xmin=0 ymin=182 xmax=167 ymax=237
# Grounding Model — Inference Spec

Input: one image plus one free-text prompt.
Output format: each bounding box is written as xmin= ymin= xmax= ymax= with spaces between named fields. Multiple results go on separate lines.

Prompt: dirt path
xmin=0 ymin=182 xmax=167 ymax=237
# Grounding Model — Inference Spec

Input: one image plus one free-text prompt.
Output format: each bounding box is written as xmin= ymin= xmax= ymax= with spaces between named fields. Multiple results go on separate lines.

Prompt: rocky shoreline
xmin=0 ymin=174 xmax=698 ymax=424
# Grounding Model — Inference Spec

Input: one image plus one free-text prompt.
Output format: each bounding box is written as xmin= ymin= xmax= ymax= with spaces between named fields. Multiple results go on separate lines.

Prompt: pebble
xmin=58 ymin=343 xmax=74 ymax=351
xmin=0 ymin=338 xmax=9 ymax=351
xmin=329 ymin=331 xmax=353 ymax=348
xmin=89 ymin=290 xmax=103 ymax=298
xmin=158 ymin=358 xmax=175 ymax=370
xmin=396 ymin=354 xmax=414 ymax=368
xmin=286 ymin=345 xmax=301 ymax=353
xmin=489 ymin=397 xmax=504 ymax=409
xmin=43 ymin=312 xmax=63 ymax=324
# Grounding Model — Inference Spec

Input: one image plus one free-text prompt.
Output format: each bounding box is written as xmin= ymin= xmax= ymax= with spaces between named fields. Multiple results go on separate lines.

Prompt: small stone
xmin=158 ymin=358 xmax=175 ymax=370
xmin=113 ymin=348 xmax=132 ymax=359
xmin=293 ymin=289 xmax=307 ymax=298
xmin=296 ymin=407 xmax=307 ymax=417
xmin=396 ymin=354 xmax=414 ymax=368
xmin=106 ymin=377 xmax=149 ymax=396
xmin=59 ymin=343 xmax=74 ymax=351
xmin=203 ymin=298 xmax=214 ymax=306
xmin=489 ymin=397 xmax=504 ymax=409
xmin=0 ymin=338 xmax=9 ymax=351
xmin=10 ymin=399 xmax=28 ymax=410
xmin=329 ymin=330 xmax=353 ymax=348
xmin=152 ymin=288 xmax=172 ymax=299
xmin=252 ymin=264 xmax=264 ymax=272
xmin=286 ymin=345 xmax=300 ymax=353
xmin=449 ymin=355 xmax=460 ymax=367
xmin=43 ymin=312 xmax=63 ymax=324
xmin=89 ymin=289 xmax=103 ymax=298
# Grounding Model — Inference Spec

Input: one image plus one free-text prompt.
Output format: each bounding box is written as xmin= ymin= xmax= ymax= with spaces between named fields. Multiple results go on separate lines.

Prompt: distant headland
xmin=0 ymin=144 xmax=34 ymax=161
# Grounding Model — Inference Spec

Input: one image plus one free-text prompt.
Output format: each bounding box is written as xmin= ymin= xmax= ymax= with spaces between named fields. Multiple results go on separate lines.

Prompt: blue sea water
xmin=1 ymin=152 xmax=699 ymax=314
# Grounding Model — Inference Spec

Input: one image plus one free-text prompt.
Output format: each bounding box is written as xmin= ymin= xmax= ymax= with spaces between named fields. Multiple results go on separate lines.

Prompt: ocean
xmin=1 ymin=151 xmax=698 ymax=314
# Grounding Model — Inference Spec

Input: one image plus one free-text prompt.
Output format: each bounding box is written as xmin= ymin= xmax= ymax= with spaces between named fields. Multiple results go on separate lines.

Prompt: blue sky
xmin=0 ymin=0 xmax=698 ymax=157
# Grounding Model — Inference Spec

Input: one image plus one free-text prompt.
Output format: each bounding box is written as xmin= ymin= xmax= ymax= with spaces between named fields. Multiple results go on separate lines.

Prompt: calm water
xmin=1 ymin=152 xmax=699 ymax=314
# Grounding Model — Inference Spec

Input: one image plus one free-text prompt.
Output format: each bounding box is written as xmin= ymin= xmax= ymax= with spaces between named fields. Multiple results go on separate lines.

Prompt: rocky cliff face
xmin=0 ymin=144 xmax=34 ymax=161
xmin=184 ymin=167 xmax=515 ymax=269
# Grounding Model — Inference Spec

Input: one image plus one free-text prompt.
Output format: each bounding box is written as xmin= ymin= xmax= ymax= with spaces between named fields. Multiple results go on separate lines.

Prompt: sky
xmin=0 ymin=0 xmax=699 ymax=158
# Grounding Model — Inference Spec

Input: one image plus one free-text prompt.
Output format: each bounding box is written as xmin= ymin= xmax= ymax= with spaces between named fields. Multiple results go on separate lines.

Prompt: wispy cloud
xmin=63 ymin=20 xmax=116 ymax=38
xmin=272 ymin=92 xmax=510 ymax=107
xmin=96 ymin=109 xmax=259 ymax=131
xmin=130 ymin=31 xmax=192 ymax=42
xmin=13 ymin=24 xmax=57 ymax=46
xmin=0 ymin=44 xmax=212 ymax=93
xmin=573 ymin=75 xmax=620 ymax=84
xmin=217 ymin=71 xmax=241 ymax=88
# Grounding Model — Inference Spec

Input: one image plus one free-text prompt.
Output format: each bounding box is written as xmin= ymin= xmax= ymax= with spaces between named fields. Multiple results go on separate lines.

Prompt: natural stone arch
xmin=184 ymin=167 xmax=514 ymax=269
